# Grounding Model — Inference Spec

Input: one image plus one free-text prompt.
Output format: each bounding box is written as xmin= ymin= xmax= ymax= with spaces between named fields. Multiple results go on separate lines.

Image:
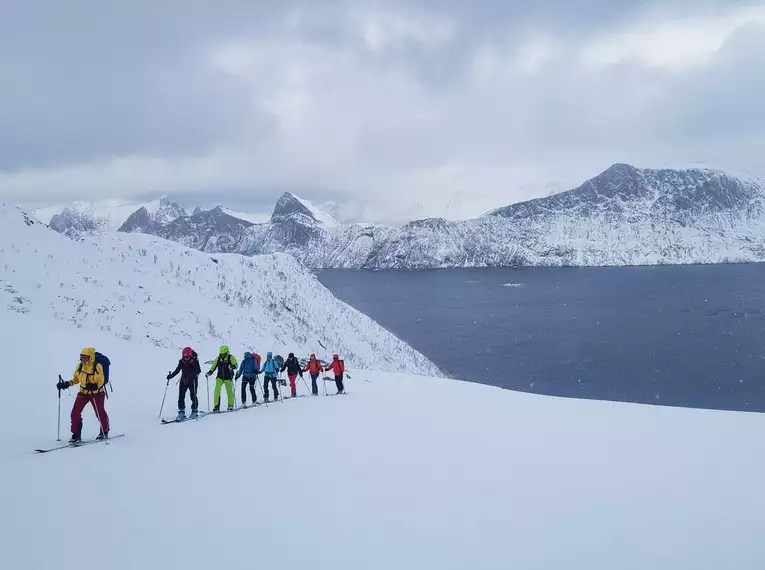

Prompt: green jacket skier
xmin=206 ymin=345 xmax=238 ymax=412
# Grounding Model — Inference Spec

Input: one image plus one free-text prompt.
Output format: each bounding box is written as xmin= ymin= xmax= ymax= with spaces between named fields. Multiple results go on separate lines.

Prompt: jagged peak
xmin=272 ymin=192 xmax=316 ymax=221
xmin=271 ymin=192 xmax=339 ymax=228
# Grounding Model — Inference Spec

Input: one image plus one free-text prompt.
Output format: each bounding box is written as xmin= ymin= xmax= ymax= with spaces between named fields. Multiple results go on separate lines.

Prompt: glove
xmin=235 ymin=373 xmax=241 ymax=380
xmin=57 ymin=380 xmax=69 ymax=390
xmin=206 ymin=371 xmax=212 ymax=378
xmin=166 ymin=373 xmax=172 ymax=380
xmin=85 ymin=382 xmax=99 ymax=392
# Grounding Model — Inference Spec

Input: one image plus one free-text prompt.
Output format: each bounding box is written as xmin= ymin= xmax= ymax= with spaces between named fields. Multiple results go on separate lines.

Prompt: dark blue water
xmin=317 ymin=265 xmax=765 ymax=413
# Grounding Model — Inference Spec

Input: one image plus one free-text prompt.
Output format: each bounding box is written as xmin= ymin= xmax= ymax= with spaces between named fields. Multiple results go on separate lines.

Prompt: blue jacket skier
xmin=236 ymin=352 xmax=260 ymax=406
xmin=261 ymin=352 xmax=280 ymax=401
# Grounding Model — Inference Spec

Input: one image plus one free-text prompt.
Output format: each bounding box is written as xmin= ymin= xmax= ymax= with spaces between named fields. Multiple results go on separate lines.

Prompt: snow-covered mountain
xmin=117 ymin=164 xmax=765 ymax=268
xmin=0 ymin=204 xmax=439 ymax=376
xmin=39 ymin=196 xmax=187 ymax=238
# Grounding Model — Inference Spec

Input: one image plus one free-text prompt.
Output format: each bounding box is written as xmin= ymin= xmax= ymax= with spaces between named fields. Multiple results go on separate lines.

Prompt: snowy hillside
xmin=114 ymin=165 xmax=765 ymax=268
xmin=0 ymin=205 xmax=439 ymax=376
xmin=38 ymin=196 xmax=187 ymax=238
xmin=2 ymin=308 xmax=765 ymax=569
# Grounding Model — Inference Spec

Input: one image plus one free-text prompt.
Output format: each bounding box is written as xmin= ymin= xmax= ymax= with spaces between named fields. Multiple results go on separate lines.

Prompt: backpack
xmin=337 ymin=359 xmax=345 ymax=374
xmin=79 ymin=352 xmax=111 ymax=384
xmin=253 ymin=353 xmax=262 ymax=369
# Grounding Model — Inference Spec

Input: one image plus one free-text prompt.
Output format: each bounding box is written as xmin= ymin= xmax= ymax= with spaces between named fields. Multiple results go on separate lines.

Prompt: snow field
xmin=2 ymin=309 xmax=765 ymax=569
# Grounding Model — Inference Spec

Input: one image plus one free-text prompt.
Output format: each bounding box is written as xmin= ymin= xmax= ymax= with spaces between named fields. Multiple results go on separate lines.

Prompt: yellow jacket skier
xmin=206 ymin=345 xmax=238 ymax=412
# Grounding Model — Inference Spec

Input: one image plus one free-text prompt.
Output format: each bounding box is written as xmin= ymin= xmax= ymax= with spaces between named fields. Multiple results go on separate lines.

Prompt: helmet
xmin=182 ymin=347 xmax=193 ymax=359
xmin=310 ymin=353 xmax=316 ymax=359
xmin=244 ymin=351 xmax=251 ymax=359
xmin=333 ymin=353 xmax=339 ymax=359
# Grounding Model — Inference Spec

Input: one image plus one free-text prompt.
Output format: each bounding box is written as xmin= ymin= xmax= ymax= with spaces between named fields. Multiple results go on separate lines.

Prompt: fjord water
xmin=317 ymin=264 xmax=765 ymax=412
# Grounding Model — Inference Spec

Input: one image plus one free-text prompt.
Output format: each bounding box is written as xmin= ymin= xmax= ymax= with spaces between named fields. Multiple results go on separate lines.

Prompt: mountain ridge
xmin=33 ymin=163 xmax=765 ymax=268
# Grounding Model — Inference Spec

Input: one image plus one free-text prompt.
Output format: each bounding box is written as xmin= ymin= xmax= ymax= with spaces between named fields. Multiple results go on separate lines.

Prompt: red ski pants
xmin=71 ymin=392 xmax=110 ymax=435
xmin=288 ymin=374 xmax=298 ymax=396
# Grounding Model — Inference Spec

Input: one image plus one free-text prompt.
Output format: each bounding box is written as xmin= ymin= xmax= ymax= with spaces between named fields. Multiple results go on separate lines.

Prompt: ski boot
xmin=189 ymin=409 xmax=199 ymax=419
xmin=69 ymin=432 xmax=82 ymax=444
xmin=176 ymin=410 xmax=186 ymax=422
xmin=213 ymin=405 xmax=220 ymax=413
xmin=96 ymin=429 xmax=109 ymax=441
xmin=227 ymin=405 xmax=234 ymax=412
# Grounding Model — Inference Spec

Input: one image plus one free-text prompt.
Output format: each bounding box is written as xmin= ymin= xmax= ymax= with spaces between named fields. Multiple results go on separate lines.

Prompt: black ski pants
xmin=310 ymin=373 xmax=320 ymax=395
xmin=334 ymin=373 xmax=344 ymax=393
xmin=263 ymin=375 xmax=279 ymax=400
xmin=179 ymin=378 xmax=199 ymax=411
xmin=241 ymin=375 xmax=258 ymax=404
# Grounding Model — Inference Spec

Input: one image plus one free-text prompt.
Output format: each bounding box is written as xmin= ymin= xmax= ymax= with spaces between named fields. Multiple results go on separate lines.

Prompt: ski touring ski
xmin=161 ymin=413 xmax=208 ymax=425
xmin=35 ymin=433 xmax=125 ymax=454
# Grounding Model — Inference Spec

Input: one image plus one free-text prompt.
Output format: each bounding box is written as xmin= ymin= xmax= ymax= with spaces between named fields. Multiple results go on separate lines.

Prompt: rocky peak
xmin=118 ymin=206 xmax=156 ymax=233
xmin=271 ymin=193 xmax=317 ymax=223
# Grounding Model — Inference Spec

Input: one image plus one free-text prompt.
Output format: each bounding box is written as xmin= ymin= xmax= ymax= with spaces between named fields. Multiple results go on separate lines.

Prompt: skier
xmin=167 ymin=347 xmax=201 ymax=420
xmin=281 ymin=352 xmax=304 ymax=397
xmin=261 ymin=352 xmax=280 ymax=401
xmin=326 ymin=353 xmax=346 ymax=394
xmin=56 ymin=347 xmax=110 ymax=442
xmin=205 ymin=345 xmax=238 ymax=412
xmin=303 ymin=353 xmax=324 ymax=396
xmin=236 ymin=351 xmax=260 ymax=406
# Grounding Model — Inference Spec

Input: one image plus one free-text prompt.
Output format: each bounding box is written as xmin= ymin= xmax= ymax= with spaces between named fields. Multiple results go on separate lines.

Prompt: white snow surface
xmin=220 ymin=207 xmax=272 ymax=224
xmin=291 ymin=192 xmax=340 ymax=228
xmin=2 ymin=308 xmax=765 ymax=570
xmin=0 ymin=205 xmax=439 ymax=377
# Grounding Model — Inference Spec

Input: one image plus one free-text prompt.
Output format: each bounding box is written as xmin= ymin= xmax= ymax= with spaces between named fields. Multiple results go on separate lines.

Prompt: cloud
xmin=2 ymin=0 xmax=765 ymax=223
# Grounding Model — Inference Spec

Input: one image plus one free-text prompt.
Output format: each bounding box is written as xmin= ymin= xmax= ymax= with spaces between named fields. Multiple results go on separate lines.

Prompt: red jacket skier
xmin=303 ymin=353 xmax=324 ymax=396
xmin=326 ymin=354 xmax=345 ymax=394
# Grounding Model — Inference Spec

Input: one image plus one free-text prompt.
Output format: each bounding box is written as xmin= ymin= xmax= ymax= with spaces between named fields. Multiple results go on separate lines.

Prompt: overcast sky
xmin=2 ymin=0 xmax=765 ymax=223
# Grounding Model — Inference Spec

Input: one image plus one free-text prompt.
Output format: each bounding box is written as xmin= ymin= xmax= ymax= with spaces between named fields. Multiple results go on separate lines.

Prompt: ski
xmin=35 ymin=433 xmax=125 ymax=453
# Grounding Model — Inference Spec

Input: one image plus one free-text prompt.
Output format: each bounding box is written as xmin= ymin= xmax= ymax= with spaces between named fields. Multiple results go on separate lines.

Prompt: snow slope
xmin=290 ymin=192 xmax=339 ymax=228
xmin=0 ymin=205 xmax=439 ymax=376
xmin=2 ymin=309 xmax=765 ymax=570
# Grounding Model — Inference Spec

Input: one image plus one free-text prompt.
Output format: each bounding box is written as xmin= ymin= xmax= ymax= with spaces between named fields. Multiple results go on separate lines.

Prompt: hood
xmin=267 ymin=351 xmax=273 ymax=358
xmin=219 ymin=345 xmax=229 ymax=355
xmin=244 ymin=351 xmax=251 ymax=359
xmin=80 ymin=347 xmax=96 ymax=369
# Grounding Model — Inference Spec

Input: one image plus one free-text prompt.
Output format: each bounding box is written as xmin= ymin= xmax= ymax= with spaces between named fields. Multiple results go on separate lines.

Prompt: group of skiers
xmin=173 ymin=346 xmax=346 ymax=419
xmin=57 ymin=346 xmax=347 ymax=443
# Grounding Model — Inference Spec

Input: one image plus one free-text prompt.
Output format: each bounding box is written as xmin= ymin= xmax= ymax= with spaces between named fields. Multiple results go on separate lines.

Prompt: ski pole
xmin=91 ymin=392 xmax=108 ymax=445
xmin=256 ymin=376 xmax=268 ymax=407
xmin=206 ymin=374 xmax=211 ymax=412
xmin=234 ymin=378 xmax=238 ymax=410
xmin=159 ymin=376 xmax=170 ymax=419
xmin=57 ymin=375 xmax=63 ymax=441
xmin=300 ymin=374 xmax=311 ymax=395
